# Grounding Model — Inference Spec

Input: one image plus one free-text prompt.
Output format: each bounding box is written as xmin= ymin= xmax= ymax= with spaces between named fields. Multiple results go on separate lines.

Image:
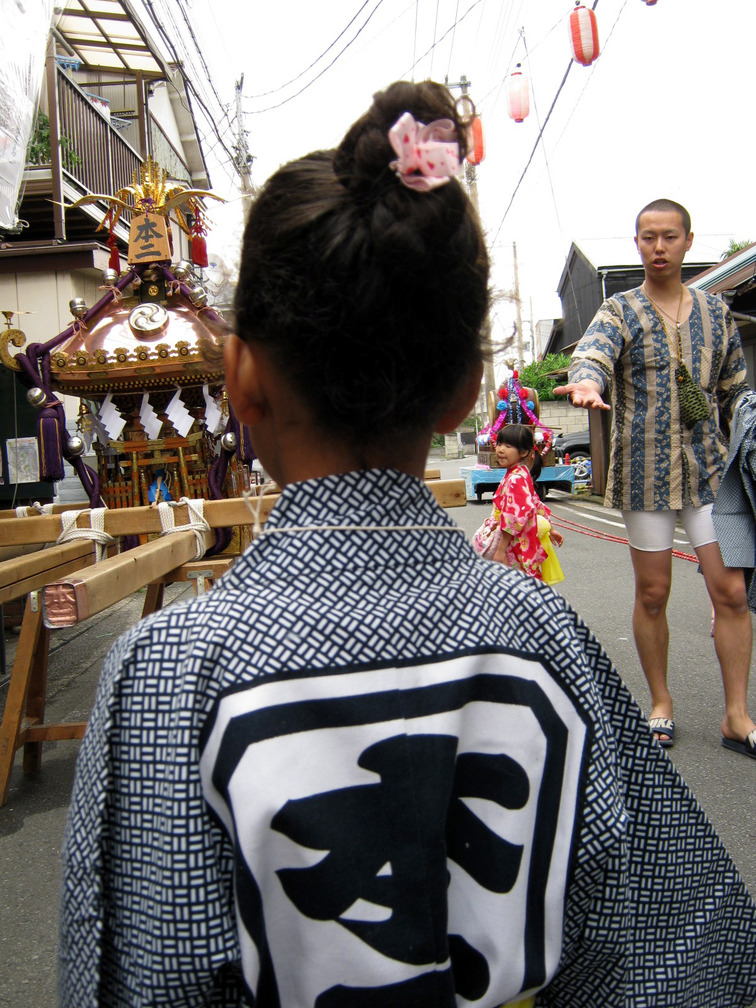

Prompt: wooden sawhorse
xmin=0 ymin=480 xmax=467 ymax=804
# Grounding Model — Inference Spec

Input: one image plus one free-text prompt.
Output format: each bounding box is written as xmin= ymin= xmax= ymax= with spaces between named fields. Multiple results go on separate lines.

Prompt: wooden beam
xmin=0 ymin=541 xmax=95 ymax=605
xmin=0 ymin=496 xmax=278 ymax=546
xmin=432 ymin=479 xmax=466 ymax=507
xmin=0 ymin=504 xmax=88 ymax=520
xmin=0 ymin=480 xmax=467 ymax=547
xmin=41 ymin=527 xmax=215 ymax=627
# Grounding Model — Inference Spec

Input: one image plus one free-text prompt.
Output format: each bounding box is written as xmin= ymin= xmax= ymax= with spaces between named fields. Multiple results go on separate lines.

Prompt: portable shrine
xmin=459 ymin=371 xmax=577 ymax=501
xmin=0 ymin=157 xmax=256 ymax=553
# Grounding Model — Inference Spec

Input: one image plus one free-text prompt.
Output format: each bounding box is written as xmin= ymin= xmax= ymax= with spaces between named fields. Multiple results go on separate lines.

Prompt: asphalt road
xmin=450 ymin=457 xmax=756 ymax=895
xmin=0 ymin=456 xmax=754 ymax=1004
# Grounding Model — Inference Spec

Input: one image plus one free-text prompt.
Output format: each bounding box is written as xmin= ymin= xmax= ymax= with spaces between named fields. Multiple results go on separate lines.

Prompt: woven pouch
xmin=675 ymin=361 xmax=709 ymax=429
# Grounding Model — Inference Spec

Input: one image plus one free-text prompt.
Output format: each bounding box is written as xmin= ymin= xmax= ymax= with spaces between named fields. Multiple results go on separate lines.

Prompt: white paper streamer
xmin=165 ymin=388 xmax=194 ymax=438
xmin=92 ymin=412 xmax=110 ymax=448
xmin=98 ymin=393 xmax=127 ymax=440
xmin=139 ymin=393 xmax=163 ymax=440
xmin=202 ymin=384 xmax=224 ymax=435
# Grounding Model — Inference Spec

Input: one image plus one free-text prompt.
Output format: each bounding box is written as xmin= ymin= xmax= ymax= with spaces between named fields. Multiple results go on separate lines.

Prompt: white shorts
xmin=621 ymin=504 xmax=717 ymax=552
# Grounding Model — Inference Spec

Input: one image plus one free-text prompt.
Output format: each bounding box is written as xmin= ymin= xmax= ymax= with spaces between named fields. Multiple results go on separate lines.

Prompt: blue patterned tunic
xmin=568 ymin=286 xmax=749 ymax=510
xmin=59 ymin=469 xmax=756 ymax=1007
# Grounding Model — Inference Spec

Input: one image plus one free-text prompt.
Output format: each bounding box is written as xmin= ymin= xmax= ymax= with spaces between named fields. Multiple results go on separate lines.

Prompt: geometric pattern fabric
xmin=59 ymin=468 xmax=756 ymax=1007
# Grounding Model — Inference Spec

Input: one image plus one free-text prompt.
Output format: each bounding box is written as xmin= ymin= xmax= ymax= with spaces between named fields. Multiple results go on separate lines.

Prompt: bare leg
xmin=629 ymin=546 xmax=674 ymax=739
xmin=696 ymin=542 xmax=755 ymax=743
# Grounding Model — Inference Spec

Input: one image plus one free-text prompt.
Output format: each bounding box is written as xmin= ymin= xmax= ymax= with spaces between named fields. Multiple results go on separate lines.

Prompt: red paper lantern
xmin=466 ymin=115 xmax=485 ymax=165
xmin=507 ymin=65 xmax=530 ymax=123
xmin=569 ymin=3 xmax=600 ymax=66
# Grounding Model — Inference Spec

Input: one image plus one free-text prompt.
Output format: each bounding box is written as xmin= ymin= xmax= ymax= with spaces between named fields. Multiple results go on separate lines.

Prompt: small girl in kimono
xmin=490 ymin=424 xmax=563 ymax=578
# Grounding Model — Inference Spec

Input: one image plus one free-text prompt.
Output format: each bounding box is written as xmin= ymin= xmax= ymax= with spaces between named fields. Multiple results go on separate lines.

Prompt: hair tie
xmin=387 ymin=111 xmax=460 ymax=192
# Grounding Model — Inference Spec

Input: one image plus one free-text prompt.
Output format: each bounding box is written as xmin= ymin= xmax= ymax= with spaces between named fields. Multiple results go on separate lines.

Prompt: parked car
xmin=553 ymin=429 xmax=592 ymax=482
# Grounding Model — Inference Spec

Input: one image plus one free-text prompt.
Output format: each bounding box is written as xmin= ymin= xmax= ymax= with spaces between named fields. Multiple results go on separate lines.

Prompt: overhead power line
xmin=402 ymin=0 xmax=484 ymax=80
xmin=490 ymin=0 xmax=633 ymax=247
xmin=243 ymin=0 xmax=387 ymax=115
xmin=141 ymin=0 xmax=238 ymax=172
xmin=245 ymin=0 xmax=376 ymax=99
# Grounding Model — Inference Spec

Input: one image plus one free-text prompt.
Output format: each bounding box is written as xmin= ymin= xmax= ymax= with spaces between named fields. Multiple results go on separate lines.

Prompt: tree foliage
xmin=517 ymin=353 xmax=572 ymax=402
xmin=26 ymin=112 xmax=81 ymax=170
xmin=720 ymin=238 xmax=752 ymax=261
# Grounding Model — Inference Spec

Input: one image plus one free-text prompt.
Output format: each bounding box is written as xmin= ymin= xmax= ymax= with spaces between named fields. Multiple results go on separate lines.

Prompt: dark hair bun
xmin=334 ymin=80 xmax=468 ymax=196
xmin=234 ymin=79 xmax=489 ymax=445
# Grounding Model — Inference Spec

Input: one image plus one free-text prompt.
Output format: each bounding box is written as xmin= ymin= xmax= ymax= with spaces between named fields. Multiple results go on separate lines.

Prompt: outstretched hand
xmin=553 ymin=380 xmax=610 ymax=410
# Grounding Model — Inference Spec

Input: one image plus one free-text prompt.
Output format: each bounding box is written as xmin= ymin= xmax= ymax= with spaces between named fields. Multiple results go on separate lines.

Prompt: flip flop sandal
xmin=649 ymin=716 xmax=675 ymax=748
xmin=721 ymin=728 xmax=756 ymax=760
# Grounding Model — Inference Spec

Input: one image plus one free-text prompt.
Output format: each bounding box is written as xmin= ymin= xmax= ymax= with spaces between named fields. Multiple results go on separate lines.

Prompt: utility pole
xmin=445 ymin=73 xmax=497 ymax=414
xmin=234 ymin=75 xmax=255 ymax=219
xmin=512 ymin=241 xmax=524 ymax=365
xmin=529 ymin=296 xmax=536 ymax=360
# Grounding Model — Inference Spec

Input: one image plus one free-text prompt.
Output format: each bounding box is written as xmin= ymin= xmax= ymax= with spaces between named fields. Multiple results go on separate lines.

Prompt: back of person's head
xmin=635 ymin=198 xmax=691 ymax=236
xmin=496 ymin=423 xmax=534 ymax=453
xmin=529 ymin=449 xmax=543 ymax=482
xmin=233 ymin=80 xmax=490 ymax=446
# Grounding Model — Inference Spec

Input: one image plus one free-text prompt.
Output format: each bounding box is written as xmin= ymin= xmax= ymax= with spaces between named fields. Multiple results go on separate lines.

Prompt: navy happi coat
xmin=59 ymin=469 xmax=756 ymax=1007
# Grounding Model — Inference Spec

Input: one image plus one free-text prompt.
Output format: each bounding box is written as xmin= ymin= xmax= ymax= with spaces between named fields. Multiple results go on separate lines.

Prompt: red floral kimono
xmin=493 ymin=463 xmax=550 ymax=579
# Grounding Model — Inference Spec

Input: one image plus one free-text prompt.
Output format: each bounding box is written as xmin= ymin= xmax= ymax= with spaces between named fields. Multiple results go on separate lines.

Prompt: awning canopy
xmin=53 ymin=0 xmax=171 ymax=80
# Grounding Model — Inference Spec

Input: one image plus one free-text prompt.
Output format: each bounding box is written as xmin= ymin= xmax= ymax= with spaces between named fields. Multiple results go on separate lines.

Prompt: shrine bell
xmin=569 ymin=3 xmax=600 ymax=66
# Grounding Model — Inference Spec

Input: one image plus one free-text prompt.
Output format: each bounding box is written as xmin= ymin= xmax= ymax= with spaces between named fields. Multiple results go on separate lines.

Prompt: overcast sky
xmin=190 ymin=0 xmax=756 ymax=357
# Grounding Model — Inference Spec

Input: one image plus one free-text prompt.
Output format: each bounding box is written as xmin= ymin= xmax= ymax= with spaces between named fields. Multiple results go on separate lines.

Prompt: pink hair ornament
xmin=388 ymin=111 xmax=460 ymax=191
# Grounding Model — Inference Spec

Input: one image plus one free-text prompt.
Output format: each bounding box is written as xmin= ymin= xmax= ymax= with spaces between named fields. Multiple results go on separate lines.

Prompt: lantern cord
xmin=402 ymin=0 xmax=485 ymax=81
xmin=489 ymin=61 xmax=574 ymax=247
xmin=429 ymin=0 xmax=441 ymax=80
xmin=548 ymin=0 xmax=629 ymax=159
xmin=412 ymin=0 xmax=419 ymax=81
xmin=445 ymin=0 xmax=461 ymax=80
xmin=489 ymin=0 xmax=604 ymax=247
xmin=475 ymin=9 xmax=570 ymax=121
xmin=543 ymin=0 xmax=629 ymax=338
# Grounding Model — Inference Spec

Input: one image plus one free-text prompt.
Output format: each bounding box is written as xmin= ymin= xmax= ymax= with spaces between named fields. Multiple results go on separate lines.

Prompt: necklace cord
xmin=643 ymin=284 xmax=685 ymax=360
xmin=241 ymin=484 xmax=466 ymax=540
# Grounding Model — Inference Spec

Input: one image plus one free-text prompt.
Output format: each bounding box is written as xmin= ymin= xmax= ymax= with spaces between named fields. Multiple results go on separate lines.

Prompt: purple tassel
xmin=205 ymin=451 xmax=233 ymax=556
xmin=70 ymin=456 xmax=102 ymax=507
xmin=37 ymin=406 xmax=65 ymax=481
xmin=239 ymin=423 xmax=255 ymax=464
xmin=227 ymin=408 xmax=256 ymax=466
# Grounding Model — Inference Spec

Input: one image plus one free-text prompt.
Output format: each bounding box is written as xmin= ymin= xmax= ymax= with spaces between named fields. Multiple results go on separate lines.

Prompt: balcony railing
xmin=55 ymin=68 xmax=142 ymax=212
